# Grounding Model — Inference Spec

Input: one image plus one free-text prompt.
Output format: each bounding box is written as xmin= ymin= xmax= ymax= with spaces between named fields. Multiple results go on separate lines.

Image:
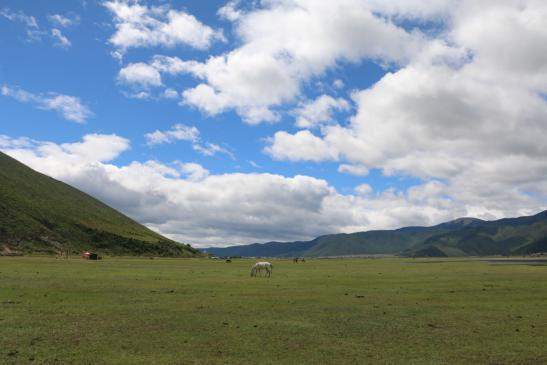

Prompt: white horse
xmin=250 ymin=261 xmax=273 ymax=277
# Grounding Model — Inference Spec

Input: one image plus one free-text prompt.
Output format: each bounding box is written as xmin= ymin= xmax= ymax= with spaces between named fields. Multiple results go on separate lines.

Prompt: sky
xmin=1 ymin=0 xmax=546 ymax=248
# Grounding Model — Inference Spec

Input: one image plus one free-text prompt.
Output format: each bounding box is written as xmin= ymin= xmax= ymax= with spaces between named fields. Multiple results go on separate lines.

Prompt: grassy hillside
xmin=408 ymin=211 xmax=547 ymax=257
xmin=0 ymin=152 xmax=199 ymax=256
xmin=206 ymin=212 xmax=547 ymax=258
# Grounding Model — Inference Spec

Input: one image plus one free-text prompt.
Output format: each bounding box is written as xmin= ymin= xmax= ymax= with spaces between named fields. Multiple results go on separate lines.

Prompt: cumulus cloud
xmin=293 ymin=95 xmax=350 ymax=129
xmin=1 ymin=134 xmax=469 ymax=247
xmin=162 ymin=0 xmax=427 ymax=123
xmin=118 ymin=62 xmax=162 ymax=88
xmin=116 ymin=56 xmax=199 ymax=97
xmin=176 ymin=162 xmax=209 ymax=181
xmin=1 ymin=85 xmax=93 ymax=123
xmin=104 ymin=0 xmax=224 ymax=52
xmin=217 ymin=1 xmax=242 ymax=22
xmin=265 ymin=0 xmax=547 ymax=219
xmin=265 ymin=130 xmax=338 ymax=162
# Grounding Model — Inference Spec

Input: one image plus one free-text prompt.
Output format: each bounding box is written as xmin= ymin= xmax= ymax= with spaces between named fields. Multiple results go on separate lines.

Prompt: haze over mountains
xmin=0 ymin=151 xmax=199 ymax=256
xmin=205 ymin=211 xmax=547 ymax=258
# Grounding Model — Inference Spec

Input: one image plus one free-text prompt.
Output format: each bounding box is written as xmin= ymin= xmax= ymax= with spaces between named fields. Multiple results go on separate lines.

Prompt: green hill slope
xmin=0 ymin=152 xmax=199 ymax=257
xmin=205 ymin=212 xmax=547 ymax=258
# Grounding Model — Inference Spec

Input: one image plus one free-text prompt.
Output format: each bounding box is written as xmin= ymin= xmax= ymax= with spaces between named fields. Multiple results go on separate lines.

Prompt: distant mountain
xmin=0 ymin=152 xmax=200 ymax=257
xmin=205 ymin=211 xmax=547 ymax=257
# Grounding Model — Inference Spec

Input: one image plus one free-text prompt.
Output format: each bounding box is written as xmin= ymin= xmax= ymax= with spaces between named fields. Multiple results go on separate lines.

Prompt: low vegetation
xmin=1 ymin=257 xmax=546 ymax=364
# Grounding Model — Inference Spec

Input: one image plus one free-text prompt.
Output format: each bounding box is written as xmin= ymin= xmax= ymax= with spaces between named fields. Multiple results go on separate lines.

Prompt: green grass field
xmin=1 ymin=257 xmax=546 ymax=364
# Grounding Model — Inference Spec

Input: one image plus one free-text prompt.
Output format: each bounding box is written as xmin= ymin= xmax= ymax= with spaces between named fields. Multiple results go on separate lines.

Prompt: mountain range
xmin=205 ymin=211 xmax=547 ymax=257
xmin=0 ymin=151 xmax=199 ymax=257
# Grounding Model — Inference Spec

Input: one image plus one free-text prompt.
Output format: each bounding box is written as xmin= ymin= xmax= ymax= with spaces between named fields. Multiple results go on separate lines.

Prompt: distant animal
xmin=301 ymin=258 xmax=306 ymax=263
xmin=293 ymin=257 xmax=299 ymax=263
xmin=250 ymin=261 xmax=273 ymax=277
xmin=226 ymin=259 xmax=232 ymax=263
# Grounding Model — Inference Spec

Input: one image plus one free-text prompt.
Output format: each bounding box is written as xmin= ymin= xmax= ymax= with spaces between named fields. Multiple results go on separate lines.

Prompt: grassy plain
xmin=1 ymin=257 xmax=546 ymax=364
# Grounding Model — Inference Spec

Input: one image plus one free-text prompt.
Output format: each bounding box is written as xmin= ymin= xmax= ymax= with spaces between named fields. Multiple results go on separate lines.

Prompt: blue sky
xmin=1 ymin=0 xmax=402 ymax=194
xmin=1 ymin=1 xmax=546 ymax=247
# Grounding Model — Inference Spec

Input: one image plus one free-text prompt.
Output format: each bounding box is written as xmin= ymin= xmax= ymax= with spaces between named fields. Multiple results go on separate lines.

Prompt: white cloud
xmin=162 ymin=88 xmax=178 ymax=99
xmin=265 ymin=130 xmax=338 ymax=162
xmin=144 ymin=124 xmax=234 ymax=159
xmin=1 ymin=7 xmax=43 ymax=40
xmin=192 ymin=142 xmax=234 ymax=159
xmin=104 ymin=0 xmax=224 ymax=52
xmin=145 ymin=124 xmax=199 ymax=145
xmin=51 ymin=28 xmax=71 ymax=48
xmin=332 ymin=79 xmax=344 ymax=89
xmin=47 ymin=14 xmax=79 ymax=28
xmin=218 ymin=1 xmax=242 ymax=22
xmin=0 ymin=133 xmax=470 ymax=246
xmin=176 ymin=162 xmax=209 ymax=181
xmin=169 ymin=0 xmax=427 ymax=123
xmin=265 ymin=0 xmax=547 ymax=219
xmin=293 ymin=95 xmax=350 ymax=129
xmin=1 ymin=85 xmax=93 ymax=123
xmin=354 ymin=183 xmax=372 ymax=196
xmin=2 ymin=8 xmax=80 ymax=46
xmin=116 ymin=56 xmax=199 ymax=96
xmin=338 ymin=164 xmax=369 ymax=176
xmin=118 ymin=62 xmax=162 ymax=88
xmin=1 ymin=8 xmax=38 ymax=28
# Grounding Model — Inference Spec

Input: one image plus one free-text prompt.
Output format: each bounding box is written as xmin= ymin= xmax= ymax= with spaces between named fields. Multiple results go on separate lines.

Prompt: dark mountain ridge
xmin=205 ymin=211 xmax=547 ymax=258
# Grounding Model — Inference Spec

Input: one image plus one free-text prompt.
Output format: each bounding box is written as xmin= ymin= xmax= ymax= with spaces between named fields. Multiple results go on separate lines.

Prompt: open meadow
xmin=1 ymin=257 xmax=547 ymax=364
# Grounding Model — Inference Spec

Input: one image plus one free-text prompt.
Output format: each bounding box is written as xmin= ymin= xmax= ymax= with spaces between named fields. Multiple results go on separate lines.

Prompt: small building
xmin=82 ymin=251 xmax=101 ymax=260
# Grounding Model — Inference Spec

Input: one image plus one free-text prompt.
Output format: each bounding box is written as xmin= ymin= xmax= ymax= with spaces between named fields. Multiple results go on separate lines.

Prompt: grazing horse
xmin=250 ymin=262 xmax=273 ymax=277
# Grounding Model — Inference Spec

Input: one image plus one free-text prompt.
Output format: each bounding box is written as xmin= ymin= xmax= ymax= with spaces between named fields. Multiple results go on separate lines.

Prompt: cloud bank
xmin=1 ymin=134 xmax=468 ymax=247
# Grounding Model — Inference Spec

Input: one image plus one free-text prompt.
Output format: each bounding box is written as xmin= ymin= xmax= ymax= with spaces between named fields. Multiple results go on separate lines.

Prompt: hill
xmin=0 ymin=151 xmax=200 ymax=257
xmin=205 ymin=211 xmax=547 ymax=257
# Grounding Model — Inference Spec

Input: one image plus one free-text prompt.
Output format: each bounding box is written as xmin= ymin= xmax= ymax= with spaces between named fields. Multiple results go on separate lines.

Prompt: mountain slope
xmin=0 ymin=151 xmax=199 ymax=256
xmin=408 ymin=211 xmax=547 ymax=256
xmin=205 ymin=212 xmax=547 ymax=257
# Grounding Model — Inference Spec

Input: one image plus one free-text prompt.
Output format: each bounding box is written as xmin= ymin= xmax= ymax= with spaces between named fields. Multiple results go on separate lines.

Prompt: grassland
xmin=1 ymin=257 xmax=546 ymax=364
